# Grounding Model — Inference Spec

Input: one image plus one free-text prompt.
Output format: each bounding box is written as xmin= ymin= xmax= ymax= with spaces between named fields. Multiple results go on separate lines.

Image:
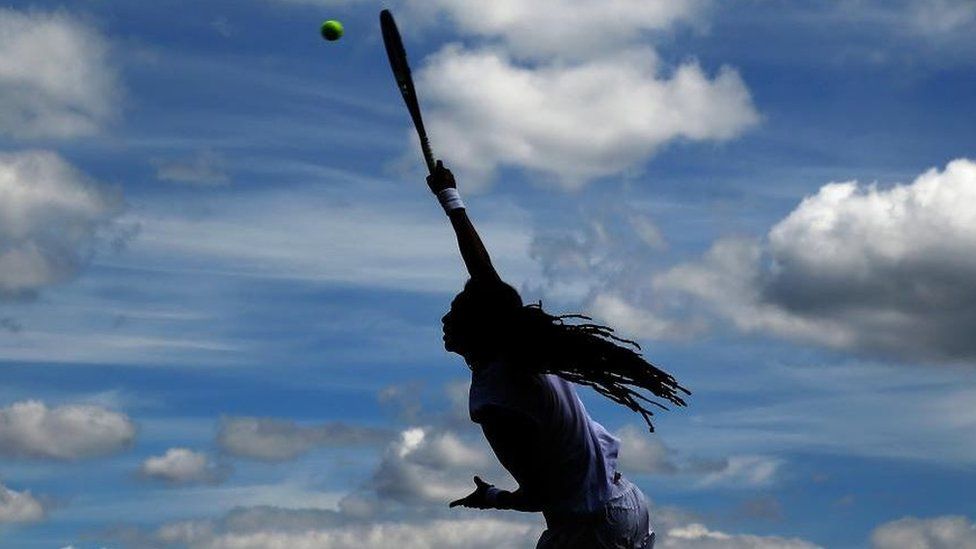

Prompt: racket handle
xmin=420 ymin=136 xmax=436 ymax=175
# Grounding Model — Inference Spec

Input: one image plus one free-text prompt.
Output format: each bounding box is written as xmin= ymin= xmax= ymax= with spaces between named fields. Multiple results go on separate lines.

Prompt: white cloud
xmin=0 ymin=8 xmax=121 ymax=138
xmin=363 ymin=0 xmax=763 ymax=188
xmin=0 ymin=481 xmax=45 ymax=523
xmin=0 ymin=400 xmax=135 ymax=460
xmin=872 ymin=515 xmax=976 ymax=549
xmin=0 ymin=150 xmax=122 ymax=299
xmin=404 ymin=0 xmax=708 ymax=60
xmin=217 ymin=417 xmax=388 ymax=462
xmin=656 ymin=158 xmax=976 ymax=360
xmin=140 ymin=448 xmax=228 ymax=485
xmin=419 ymin=46 xmax=758 ymax=189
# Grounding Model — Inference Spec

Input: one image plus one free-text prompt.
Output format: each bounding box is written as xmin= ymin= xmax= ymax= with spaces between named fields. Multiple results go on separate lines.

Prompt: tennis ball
xmin=321 ymin=19 xmax=344 ymax=41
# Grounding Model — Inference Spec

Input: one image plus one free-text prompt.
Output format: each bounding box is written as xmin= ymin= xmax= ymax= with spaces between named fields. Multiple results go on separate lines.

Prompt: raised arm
xmin=427 ymin=161 xmax=500 ymax=282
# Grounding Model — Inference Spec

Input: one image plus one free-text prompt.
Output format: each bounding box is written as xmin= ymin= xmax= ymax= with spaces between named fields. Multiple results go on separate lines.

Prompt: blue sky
xmin=1 ymin=1 xmax=975 ymax=548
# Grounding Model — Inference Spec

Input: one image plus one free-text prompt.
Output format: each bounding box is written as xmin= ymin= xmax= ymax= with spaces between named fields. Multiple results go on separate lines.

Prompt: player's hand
xmin=449 ymin=476 xmax=494 ymax=509
xmin=426 ymin=160 xmax=456 ymax=194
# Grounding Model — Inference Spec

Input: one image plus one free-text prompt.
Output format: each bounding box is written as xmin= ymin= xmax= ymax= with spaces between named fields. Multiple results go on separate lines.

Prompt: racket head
xmin=380 ymin=9 xmax=437 ymax=174
xmin=380 ymin=10 xmax=413 ymax=92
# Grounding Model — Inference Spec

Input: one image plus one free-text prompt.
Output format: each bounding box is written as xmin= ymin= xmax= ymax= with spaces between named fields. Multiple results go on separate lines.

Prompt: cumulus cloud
xmin=655 ymin=159 xmax=976 ymax=361
xmin=140 ymin=448 xmax=229 ymax=485
xmin=0 ymin=8 xmax=121 ymax=138
xmin=0 ymin=481 xmax=45 ymax=523
xmin=0 ymin=150 xmax=123 ymax=299
xmin=419 ymin=46 xmax=758 ymax=189
xmin=217 ymin=417 xmax=389 ymax=461
xmin=872 ymin=515 xmax=976 ymax=549
xmin=0 ymin=400 xmax=135 ymax=460
xmin=370 ymin=426 xmax=496 ymax=505
xmin=365 ymin=0 xmax=762 ymax=188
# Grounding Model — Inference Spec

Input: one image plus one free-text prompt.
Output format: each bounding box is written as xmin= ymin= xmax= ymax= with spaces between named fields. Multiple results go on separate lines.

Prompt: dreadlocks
xmin=450 ymin=278 xmax=689 ymax=432
xmin=512 ymin=301 xmax=690 ymax=432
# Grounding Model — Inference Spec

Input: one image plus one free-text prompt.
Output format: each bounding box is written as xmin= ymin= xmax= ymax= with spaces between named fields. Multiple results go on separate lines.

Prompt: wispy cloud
xmin=117 ymin=177 xmax=537 ymax=293
xmin=218 ymin=417 xmax=390 ymax=461
xmin=154 ymin=150 xmax=230 ymax=186
xmin=663 ymin=360 xmax=976 ymax=467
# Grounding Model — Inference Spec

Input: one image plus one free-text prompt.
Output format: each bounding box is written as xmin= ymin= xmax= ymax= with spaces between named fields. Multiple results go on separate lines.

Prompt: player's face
xmin=441 ymin=295 xmax=474 ymax=355
xmin=442 ymin=287 xmax=516 ymax=362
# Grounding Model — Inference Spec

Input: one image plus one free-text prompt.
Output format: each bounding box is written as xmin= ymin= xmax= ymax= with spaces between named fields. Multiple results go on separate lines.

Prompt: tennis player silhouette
xmin=428 ymin=161 xmax=688 ymax=549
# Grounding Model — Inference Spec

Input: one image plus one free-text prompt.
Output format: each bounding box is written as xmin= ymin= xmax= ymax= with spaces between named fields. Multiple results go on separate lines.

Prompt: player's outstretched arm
xmin=427 ymin=161 xmax=500 ymax=282
xmin=448 ymin=406 xmax=548 ymax=513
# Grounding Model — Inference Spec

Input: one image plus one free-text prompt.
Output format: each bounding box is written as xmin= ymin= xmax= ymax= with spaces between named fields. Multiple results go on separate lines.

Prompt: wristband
xmin=436 ymin=188 xmax=465 ymax=213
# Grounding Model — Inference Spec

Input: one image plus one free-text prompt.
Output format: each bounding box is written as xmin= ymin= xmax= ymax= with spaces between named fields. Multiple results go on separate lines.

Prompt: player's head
xmin=441 ymin=278 xmax=523 ymax=362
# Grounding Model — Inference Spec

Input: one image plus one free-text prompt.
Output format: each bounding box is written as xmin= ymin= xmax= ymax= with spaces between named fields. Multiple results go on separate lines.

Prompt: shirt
xmin=469 ymin=359 xmax=624 ymax=515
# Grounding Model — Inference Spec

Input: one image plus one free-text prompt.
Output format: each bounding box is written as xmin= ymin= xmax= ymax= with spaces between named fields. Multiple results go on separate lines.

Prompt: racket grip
xmin=421 ymin=136 xmax=436 ymax=175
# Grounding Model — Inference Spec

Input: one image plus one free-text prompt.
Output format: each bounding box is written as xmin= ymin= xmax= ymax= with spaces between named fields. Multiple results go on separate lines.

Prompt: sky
xmin=0 ymin=0 xmax=975 ymax=548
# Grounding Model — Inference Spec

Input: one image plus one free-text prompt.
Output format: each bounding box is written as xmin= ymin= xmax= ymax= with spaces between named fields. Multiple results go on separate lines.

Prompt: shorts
xmin=536 ymin=478 xmax=655 ymax=549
